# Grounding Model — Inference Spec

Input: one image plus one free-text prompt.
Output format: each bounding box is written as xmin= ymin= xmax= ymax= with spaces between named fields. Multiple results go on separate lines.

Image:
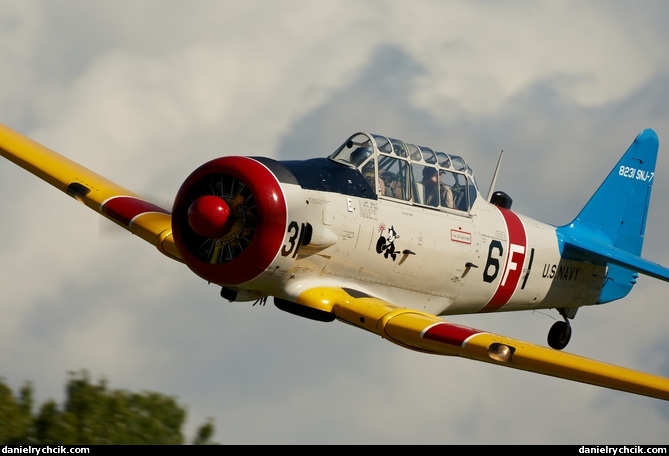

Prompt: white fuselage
xmin=251 ymin=183 xmax=607 ymax=317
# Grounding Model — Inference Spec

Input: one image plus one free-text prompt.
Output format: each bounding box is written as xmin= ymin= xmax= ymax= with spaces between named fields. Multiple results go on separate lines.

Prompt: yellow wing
xmin=0 ymin=123 xmax=181 ymax=262
xmin=296 ymin=286 xmax=669 ymax=401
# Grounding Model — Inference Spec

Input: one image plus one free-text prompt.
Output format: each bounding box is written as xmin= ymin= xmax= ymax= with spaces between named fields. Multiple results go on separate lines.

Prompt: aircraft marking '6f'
xmin=2 ymin=123 xmax=669 ymax=400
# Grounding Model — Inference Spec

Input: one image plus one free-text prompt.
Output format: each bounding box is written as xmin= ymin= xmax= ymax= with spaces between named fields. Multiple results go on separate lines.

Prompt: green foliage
xmin=0 ymin=371 xmax=218 ymax=445
xmin=0 ymin=381 xmax=33 ymax=443
xmin=192 ymin=418 xmax=216 ymax=445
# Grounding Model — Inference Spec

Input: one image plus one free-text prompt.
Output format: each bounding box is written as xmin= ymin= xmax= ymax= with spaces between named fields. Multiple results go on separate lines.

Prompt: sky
xmin=1 ymin=0 xmax=669 ymax=445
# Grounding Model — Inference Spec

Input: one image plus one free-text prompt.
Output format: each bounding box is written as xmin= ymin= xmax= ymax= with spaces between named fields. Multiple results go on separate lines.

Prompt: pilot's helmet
xmin=350 ymin=146 xmax=372 ymax=166
xmin=422 ymin=167 xmax=438 ymax=181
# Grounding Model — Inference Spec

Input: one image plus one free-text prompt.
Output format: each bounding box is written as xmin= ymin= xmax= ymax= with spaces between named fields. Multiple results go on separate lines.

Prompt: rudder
xmin=559 ymin=129 xmax=659 ymax=303
xmin=571 ymin=129 xmax=658 ymax=256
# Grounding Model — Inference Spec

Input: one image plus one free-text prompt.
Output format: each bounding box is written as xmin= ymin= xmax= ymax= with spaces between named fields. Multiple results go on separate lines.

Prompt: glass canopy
xmin=329 ymin=133 xmax=478 ymax=212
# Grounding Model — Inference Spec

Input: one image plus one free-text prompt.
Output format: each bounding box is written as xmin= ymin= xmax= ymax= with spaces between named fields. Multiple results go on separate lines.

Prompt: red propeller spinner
xmin=172 ymin=156 xmax=288 ymax=286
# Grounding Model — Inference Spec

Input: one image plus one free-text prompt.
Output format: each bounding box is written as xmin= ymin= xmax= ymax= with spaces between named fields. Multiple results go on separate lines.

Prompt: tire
xmin=547 ymin=321 xmax=572 ymax=350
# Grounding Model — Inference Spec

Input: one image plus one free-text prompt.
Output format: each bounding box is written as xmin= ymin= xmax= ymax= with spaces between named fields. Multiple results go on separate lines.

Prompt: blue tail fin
xmin=556 ymin=129 xmax=668 ymax=303
xmin=574 ymin=129 xmax=658 ymax=254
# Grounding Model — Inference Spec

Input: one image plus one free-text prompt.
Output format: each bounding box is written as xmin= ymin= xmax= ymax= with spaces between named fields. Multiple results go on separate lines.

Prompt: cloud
xmin=1 ymin=0 xmax=669 ymax=444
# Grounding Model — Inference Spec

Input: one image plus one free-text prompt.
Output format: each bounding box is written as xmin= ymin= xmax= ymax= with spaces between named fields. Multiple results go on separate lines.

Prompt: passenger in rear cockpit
xmin=422 ymin=167 xmax=454 ymax=208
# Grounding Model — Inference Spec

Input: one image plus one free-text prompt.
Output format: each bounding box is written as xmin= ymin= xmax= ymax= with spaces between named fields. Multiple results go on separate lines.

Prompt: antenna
xmin=486 ymin=149 xmax=504 ymax=202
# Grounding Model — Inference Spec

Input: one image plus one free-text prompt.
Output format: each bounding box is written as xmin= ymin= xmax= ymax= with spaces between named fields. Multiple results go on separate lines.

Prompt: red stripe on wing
xmin=102 ymin=196 xmax=169 ymax=227
xmin=421 ymin=322 xmax=484 ymax=347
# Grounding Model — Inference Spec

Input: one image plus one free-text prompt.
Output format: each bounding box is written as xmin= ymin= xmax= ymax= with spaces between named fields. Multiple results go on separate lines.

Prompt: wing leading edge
xmin=0 ymin=123 xmax=181 ymax=261
xmin=296 ymin=287 xmax=669 ymax=400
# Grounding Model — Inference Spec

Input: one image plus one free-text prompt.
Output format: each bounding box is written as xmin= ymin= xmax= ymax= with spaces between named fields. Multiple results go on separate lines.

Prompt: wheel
xmin=547 ymin=320 xmax=572 ymax=350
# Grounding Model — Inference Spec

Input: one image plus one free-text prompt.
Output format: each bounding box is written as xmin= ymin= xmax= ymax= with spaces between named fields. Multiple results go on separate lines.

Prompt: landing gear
xmin=547 ymin=308 xmax=575 ymax=350
xmin=547 ymin=321 xmax=571 ymax=350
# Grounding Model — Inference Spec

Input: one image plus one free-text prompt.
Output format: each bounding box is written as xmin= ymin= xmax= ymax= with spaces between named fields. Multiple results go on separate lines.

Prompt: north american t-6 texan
xmin=1 ymin=122 xmax=669 ymax=400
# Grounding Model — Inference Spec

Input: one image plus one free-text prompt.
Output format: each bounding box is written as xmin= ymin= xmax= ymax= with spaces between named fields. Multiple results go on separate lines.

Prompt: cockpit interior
xmin=329 ymin=133 xmax=479 ymax=212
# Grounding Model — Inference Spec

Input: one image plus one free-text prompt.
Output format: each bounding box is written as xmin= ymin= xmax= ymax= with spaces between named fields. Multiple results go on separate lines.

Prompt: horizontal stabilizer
xmin=559 ymin=232 xmax=669 ymax=283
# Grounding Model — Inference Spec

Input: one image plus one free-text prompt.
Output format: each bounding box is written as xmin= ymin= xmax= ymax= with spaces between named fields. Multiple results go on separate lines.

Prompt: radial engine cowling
xmin=172 ymin=156 xmax=287 ymax=286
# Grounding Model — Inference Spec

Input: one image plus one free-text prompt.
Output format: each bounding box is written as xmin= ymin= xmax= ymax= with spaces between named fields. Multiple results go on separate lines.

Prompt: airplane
xmin=1 ymin=122 xmax=669 ymax=401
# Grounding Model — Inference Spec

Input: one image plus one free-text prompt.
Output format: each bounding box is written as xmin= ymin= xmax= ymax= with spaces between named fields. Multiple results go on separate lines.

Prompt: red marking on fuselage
xmin=480 ymin=207 xmax=528 ymax=312
xmin=421 ymin=322 xmax=483 ymax=347
xmin=101 ymin=196 xmax=169 ymax=227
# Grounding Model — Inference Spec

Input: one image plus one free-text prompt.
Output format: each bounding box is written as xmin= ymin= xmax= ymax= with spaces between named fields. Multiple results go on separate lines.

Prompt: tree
xmin=0 ymin=380 xmax=33 ymax=443
xmin=0 ymin=371 xmax=218 ymax=445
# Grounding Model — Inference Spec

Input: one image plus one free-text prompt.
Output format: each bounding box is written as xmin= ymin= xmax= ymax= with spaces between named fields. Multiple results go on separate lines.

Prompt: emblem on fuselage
xmin=376 ymin=223 xmax=400 ymax=261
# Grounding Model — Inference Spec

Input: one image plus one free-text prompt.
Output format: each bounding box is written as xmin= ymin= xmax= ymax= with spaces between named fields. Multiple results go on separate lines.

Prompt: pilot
xmin=422 ymin=167 xmax=454 ymax=208
xmin=349 ymin=146 xmax=372 ymax=166
xmin=351 ymin=146 xmax=384 ymax=195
